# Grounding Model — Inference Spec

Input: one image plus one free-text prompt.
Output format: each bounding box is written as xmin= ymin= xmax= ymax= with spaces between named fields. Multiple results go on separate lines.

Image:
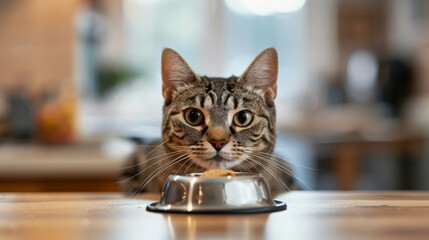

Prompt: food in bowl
xmin=201 ymin=169 xmax=237 ymax=177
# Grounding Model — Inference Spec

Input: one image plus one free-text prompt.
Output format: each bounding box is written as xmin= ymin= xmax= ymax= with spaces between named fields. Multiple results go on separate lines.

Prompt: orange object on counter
xmin=36 ymin=86 xmax=76 ymax=144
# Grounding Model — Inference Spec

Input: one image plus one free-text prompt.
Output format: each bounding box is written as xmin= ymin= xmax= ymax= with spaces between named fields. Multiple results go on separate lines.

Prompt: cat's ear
xmin=238 ymin=47 xmax=278 ymax=100
xmin=161 ymin=48 xmax=201 ymax=101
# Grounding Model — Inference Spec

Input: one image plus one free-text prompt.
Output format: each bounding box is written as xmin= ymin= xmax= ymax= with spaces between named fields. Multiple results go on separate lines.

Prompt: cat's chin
xmin=208 ymin=155 xmax=225 ymax=162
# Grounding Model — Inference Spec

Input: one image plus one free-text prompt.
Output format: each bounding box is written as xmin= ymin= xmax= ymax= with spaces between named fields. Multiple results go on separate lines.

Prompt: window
xmin=80 ymin=0 xmax=308 ymax=135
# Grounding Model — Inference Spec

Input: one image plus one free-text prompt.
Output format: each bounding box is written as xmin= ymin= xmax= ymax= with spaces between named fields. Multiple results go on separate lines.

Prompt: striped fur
xmin=119 ymin=48 xmax=297 ymax=195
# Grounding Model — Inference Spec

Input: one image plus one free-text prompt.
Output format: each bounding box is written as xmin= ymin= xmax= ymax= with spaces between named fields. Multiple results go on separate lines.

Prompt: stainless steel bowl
xmin=146 ymin=173 xmax=286 ymax=213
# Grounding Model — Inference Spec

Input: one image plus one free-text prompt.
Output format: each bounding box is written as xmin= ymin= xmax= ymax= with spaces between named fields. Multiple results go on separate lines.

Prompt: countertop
xmin=1 ymin=191 xmax=429 ymax=239
xmin=0 ymin=143 xmax=123 ymax=178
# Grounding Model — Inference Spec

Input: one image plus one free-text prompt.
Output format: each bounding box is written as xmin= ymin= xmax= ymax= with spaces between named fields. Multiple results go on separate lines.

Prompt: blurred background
xmin=1 ymin=0 xmax=429 ymax=192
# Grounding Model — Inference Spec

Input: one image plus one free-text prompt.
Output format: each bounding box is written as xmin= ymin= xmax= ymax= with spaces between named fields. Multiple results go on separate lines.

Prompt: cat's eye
xmin=233 ymin=110 xmax=253 ymax=127
xmin=184 ymin=108 xmax=204 ymax=126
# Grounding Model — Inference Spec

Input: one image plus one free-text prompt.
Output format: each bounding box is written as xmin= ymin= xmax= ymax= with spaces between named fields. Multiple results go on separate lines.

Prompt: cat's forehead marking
xmin=200 ymin=93 xmax=213 ymax=109
xmin=203 ymin=76 xmax=239 ymax=109
xmin=180 ymin=76 xmax=268 ymax=115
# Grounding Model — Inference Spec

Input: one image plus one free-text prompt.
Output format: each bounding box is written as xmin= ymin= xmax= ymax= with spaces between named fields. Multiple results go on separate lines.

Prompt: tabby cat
xmin=119 ymin=47 xmax=296 ymax=195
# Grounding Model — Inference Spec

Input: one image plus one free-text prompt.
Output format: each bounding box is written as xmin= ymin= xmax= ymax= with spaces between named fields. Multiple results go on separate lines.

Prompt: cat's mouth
xmin=199 ymin=153 xmax=243 ymax=169
xmin=193 ymin=150 xmax=243 ymax=169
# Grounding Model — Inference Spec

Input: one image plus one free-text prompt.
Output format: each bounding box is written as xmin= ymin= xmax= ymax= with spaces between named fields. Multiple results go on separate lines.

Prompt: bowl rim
xmin=146 ymin=199 xmax=287 ymax=214
xmin=167 ymin=172 xmax=264 ymax=181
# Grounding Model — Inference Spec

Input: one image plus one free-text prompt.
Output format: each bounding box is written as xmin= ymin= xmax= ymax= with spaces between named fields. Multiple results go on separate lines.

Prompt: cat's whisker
xmin=135 ymin=141 xmax=201 ymax=149
xmin=131 ymin=154 xmax=190 ymax=198
xmin=134 ymin=144 xmax=167 ymax=148
xmin=141 ymin=139 xmax=168 ymax=155
xmin=247 ymin=153 xmax=315 ymax=189
xmin=237 ymin=141 xmax=298 ymax=149
xmin=241 ymin=146 xmax=309 ymax=170
xmin=242 ymin=161 xmax=257 ymax=175
xmin=118 ymin=151 xmax=187 ymax=183
xmin=166 ymin=143 xmax=196 ymax=147
xmin=175 ymin=158 xmax=192 ymax=175
xmin=130 ymin=159 xmax=174 ymax=199
xmin=250 ymin=152 xmax=315 ymax=174
xmin=235 ymin=164 xmax=243 ymax=173
xmin=253 ymin=155 xmax=310 ymax=179
xmin=234 ymin=164 xmax=239 ymax=173
xmin=244 ymin=160 xmax=263 ymax=176
xmin=248 ymin=153 xmax=317 ymax=189
xmin=183 ymin=160 xmax=195 ymax=175
xmin=239 ymin=163 xmax=248 ymax=173
xmin=250 ymin=151 xmax=319 ymax=171
xmin=245 ymin=157 xmax=291 ymax=191
xmin=243 ymin=164 xmax=250 ymax=173
xmin=241 ymin=162 xmax=253 ymax=174
xmin=249 ymin=153 xmax=295 ymax=175
xmin=248 ymin=153 xmax=299 ymax=175
xmin=138 ymin=156 xmax=189 ymax=192
xmin=243 ymin=155 xmax=290 ymax=190
xmin=120 ymin=150 xmax=186 ymax=170
xmin=193 ymin=160 xmax=199 ymax=173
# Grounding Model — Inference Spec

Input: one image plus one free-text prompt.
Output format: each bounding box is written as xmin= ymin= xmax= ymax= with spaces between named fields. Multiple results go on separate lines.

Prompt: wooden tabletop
xmin=1 ymin=191 xmax=429 ymax=240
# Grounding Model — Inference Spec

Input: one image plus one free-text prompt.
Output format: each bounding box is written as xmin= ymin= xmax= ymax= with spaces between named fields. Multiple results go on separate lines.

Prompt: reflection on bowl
xmin=146 ymin=173 xmax=286 ymax=213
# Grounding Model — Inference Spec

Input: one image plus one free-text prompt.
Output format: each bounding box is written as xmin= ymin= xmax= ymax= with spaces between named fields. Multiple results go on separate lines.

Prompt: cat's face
xmin=161 ymin=48 xmax=278 ymax=170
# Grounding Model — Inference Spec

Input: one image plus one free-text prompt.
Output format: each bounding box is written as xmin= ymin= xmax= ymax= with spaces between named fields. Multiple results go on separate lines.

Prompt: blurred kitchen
xmin=0 ymin=0 xmax=428 ymax=192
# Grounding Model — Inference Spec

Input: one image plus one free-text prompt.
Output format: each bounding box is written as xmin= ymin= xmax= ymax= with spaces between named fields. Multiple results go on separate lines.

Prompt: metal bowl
xmin=146 ymin=173 xmax=286 ymax=213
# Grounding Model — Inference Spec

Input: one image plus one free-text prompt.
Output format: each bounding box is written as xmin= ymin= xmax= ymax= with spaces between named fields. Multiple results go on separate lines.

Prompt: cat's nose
xmin=207 ymin=126 xmax=229 ymax=151
xmin=209 ymin=138 xmax=228 ymax=151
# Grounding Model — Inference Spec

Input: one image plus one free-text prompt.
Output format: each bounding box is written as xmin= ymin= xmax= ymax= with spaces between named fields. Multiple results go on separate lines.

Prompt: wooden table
xmin=1 ymin=192 xmax=429 ymax=240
